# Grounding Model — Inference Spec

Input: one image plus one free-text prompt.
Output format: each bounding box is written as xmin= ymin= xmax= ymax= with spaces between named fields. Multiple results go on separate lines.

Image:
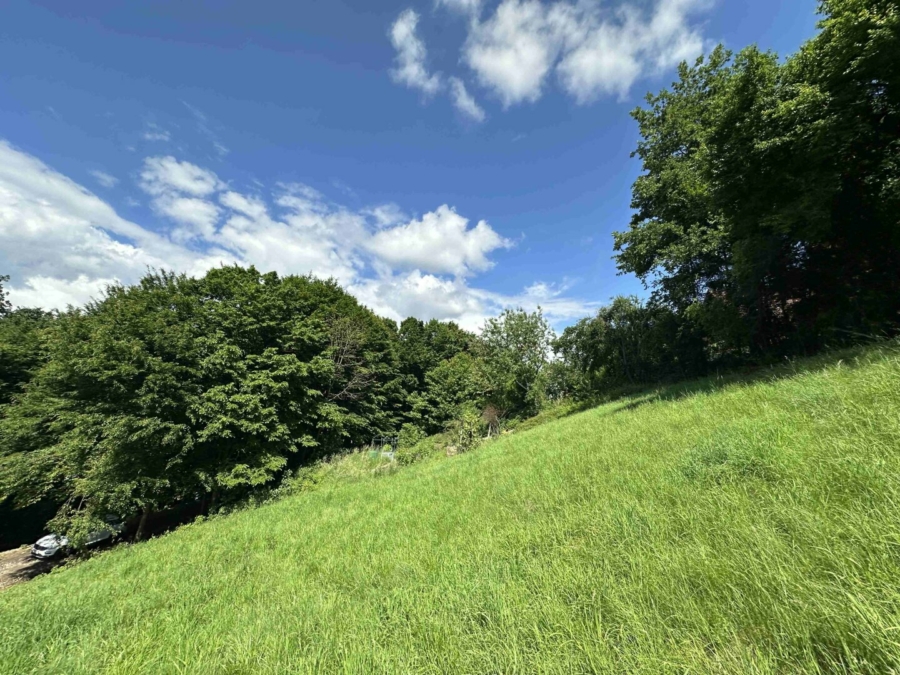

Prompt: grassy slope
xmin=2 ymin=346 xmax=900 ymax=674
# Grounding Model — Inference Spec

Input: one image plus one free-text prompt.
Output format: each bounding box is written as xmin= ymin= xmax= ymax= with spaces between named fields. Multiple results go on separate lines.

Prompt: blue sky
xmin=0 ymin=0 xmax=819 ymax=330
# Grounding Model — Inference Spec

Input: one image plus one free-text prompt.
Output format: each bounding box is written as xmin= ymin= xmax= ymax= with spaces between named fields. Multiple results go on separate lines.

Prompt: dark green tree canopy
xmin=0 ymin=267 xmax=403 ymax=539
xmin=615 ymin=0 xmax=900 ymax=356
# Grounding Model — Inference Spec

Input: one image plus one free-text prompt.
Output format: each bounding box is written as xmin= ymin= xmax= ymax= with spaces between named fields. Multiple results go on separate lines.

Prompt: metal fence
xmin=369 ymin=436 xmax=398 ymax=460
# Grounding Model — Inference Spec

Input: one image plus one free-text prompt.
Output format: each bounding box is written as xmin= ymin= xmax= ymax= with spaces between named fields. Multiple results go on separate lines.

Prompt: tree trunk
xmin=209 ymin=488 xmax=220 ymax=515
xmin=135 ymin=509 xmax=150 ymax=542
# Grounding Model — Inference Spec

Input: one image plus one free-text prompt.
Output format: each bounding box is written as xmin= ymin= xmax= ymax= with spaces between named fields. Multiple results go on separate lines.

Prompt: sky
xmin=0 ymin=0 xmax=820 ymax=331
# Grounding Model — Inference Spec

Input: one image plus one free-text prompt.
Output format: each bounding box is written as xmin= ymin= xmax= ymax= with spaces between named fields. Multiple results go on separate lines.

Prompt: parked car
xmin=30 ymin=516 xmax=125 ymax=559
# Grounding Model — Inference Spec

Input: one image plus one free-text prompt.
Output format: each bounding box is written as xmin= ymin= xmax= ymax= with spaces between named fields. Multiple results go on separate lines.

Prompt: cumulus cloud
xmin=1 ymin=141 xmax=592 ymax=329
xmin=0 ymin=140 xmax=230 ymax=308
xmin=7 ymin=275 xmax=116 ymax=310
xmin=352 ymin=272 xmax=595 ymax=332
xmin=367 ymin=205 xmax=510 ymax=276
xmin=465 ymin=0 xmax=711 ymax=105
xmin=389 ymin=9 xmax=442 ymax=96
xmin=389 ymin=0 xmax=712 ymax=113
xmin=153 ymin=195 xmax=221 ymax=240
xmin=556 ymin=0 xmax=711 ymax=102
xmin=90 ymin=170 xmax=119 ymax=188
xmin=463 ymin=0 xmax=568 ymax=106
xmin=139 ymin=156 xmax=227 ymax=240
xmin=363 ymin=203 xmax=408 ymax=229
xmin=449 ymin=77 xmax=487 ymax=121
xmin=352 ymin=271 xmax=491 ymax=331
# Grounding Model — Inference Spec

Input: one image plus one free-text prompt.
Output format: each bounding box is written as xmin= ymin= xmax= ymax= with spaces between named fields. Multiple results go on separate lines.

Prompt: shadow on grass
xmin=548 ymin=338 xmax=897 ymax=425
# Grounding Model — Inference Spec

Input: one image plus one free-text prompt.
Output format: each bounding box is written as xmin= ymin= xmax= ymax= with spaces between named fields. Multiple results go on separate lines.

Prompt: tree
xmin=615 ymin=0 xmax=900 ymax=358
xmin=480 ymin=308 xmax=553 ymax=416
xmin=396 ymin=317 xmax=474 ymax=426
xmin=397 ymin=318 xmax=472 ymax=389
xmin=410 ymin=352 xmax=489 ymax=433
xmin=0 ymin=307 xmax=54 ymax=406
xmin=0 ymin=267 xmax=404 ymax=539
xmin=554 ymin=297 xmax=707 ymax=395
xmin=0 ymin=275 xmax=11 ymax=317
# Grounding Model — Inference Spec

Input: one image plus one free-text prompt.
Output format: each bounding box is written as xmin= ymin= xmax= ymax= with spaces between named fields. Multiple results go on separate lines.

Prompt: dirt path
xmin=0 ymin=546 xmax=60 ymax=591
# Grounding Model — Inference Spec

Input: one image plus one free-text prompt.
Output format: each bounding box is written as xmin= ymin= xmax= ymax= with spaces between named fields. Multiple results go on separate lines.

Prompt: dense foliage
xmin=614 ymin=0 xmax=899 ymax=360
xmin=0 ymin=268 xmax=407 ymax=539
xmin=0 ymin=268 xmax=555 ymax=540
xmin=554 ymin=297 xmax=707 ymax=395
xmin=555 ymin=0 xmax=900 ymax=397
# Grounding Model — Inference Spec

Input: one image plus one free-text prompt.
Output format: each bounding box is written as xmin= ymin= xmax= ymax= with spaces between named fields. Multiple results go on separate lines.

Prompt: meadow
xmin=1 ymin=344 xmax=899 ymax=674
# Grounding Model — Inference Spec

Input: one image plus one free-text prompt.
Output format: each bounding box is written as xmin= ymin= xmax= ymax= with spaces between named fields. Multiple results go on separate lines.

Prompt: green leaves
xmin=481 ymin=308 xmax=553 ymax=416
xmin=0 ymin=266 xmax=407 ymax=538
xmin=616 ymin=0 xmax=900 ymax=358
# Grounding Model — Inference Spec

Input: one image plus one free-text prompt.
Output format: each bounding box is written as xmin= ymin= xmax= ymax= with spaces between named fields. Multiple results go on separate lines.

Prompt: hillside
xmin=1 ymin=344 xmax=899 ymax=674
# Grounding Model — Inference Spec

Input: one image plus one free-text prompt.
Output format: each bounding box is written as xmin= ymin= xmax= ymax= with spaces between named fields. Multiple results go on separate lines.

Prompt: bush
xmin=395 ymin=437 xmax=439 ymax=466
xmin=447 ymin=406 xmax=484 ymax=454
xmin=398 ymin=423 xmax=426 ymax=449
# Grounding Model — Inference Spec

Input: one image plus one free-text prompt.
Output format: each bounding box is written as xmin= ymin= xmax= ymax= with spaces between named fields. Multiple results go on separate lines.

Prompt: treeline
xmin=0 ymin=270 xmax=556 ymax=541
xmin=557 ymin=0 xmax=900 ymax=394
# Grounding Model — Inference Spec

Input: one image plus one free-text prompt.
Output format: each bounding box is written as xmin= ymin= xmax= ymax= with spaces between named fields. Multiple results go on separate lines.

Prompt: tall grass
xmin=1 ymin=345 xmax=899 ymax=673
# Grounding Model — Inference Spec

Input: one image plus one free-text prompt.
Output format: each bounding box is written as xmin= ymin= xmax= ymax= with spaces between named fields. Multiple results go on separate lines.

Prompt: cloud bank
xmin=0 ymin=140 xmax=592 ymax=331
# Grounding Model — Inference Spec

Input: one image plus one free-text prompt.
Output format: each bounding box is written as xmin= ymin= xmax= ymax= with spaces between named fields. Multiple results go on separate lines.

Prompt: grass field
xmin=1 ymin=344 xmax=899 ymax=674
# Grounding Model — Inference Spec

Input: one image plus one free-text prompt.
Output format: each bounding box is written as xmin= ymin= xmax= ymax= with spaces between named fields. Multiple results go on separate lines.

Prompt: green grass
xmin=2 ymin=345 xmax=900 ymax=674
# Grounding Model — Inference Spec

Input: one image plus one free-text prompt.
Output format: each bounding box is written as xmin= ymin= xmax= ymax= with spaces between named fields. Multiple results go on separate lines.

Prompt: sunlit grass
xmin=1 ymin=344 xmax=899 ymax=673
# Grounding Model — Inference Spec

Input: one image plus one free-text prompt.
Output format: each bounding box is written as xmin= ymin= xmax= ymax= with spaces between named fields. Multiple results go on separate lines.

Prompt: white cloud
xmin=366 ymin=205 xmax=511 ymax=276
xmin=0 ymin=140 xmax=231 ymax=308
xmin=352 ymin=271 xmax=595 ymax=332
xmin=139 ymin=156 xmax=226 ymax=240
xmin=352 ymin=271 xmax=491 ymax=331
xmin=449 ymin=77 xmax=486 ymax=121
xmin=220 ymin=191 xmax=268 ymax=220
xmin=140 ymin=156 xmax=223 ymax=197
xmin=556 ymin=0 xmax=711 ymax=102
xmin=142 ymin=123 xmax=171 ymax=142
xmin=389 ymin=9 xmax=442 ymax=97
xmin=152 ymin=195 xmax=221 ymax=240
xmin=219 ymin=185 xmax=365 ymax=286
xmin=7 ymin=275 xmax=115 ymax=310
xmin=90 ymin=170 xmax=119 ymax=189
xmin=363 ymin=203 xmax=408 ymax=229
xmin=1 ymin=141 xmax=594 ymax=330
xmin=463 ymin=0 xmax=568 ymax=106
xmin=393 ymin=0 xmax=712 ymax=113
xmin=436 ymin=0 xmax=482 ymax=17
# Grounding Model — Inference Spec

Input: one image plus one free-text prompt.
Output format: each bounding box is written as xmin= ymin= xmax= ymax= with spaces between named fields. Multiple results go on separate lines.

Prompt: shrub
xmin=447 ymin=406 xmax=484 ymax=454
xmin=398 ymin=423 xmax=425 ymax=449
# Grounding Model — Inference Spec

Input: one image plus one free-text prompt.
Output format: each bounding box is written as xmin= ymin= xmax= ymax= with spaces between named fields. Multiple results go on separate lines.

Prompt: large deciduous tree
xmin=615 ymin=0 xmax=900 ymax=358
xmin=0 ymin=267 xmax=401 ymax=539
xmin=480 ymin=308 xmax=553 ymax=416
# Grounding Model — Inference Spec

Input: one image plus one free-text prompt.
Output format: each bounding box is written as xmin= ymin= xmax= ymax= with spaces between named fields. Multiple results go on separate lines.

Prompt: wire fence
xmin=369 ymin=436 xmax=398 ymax=460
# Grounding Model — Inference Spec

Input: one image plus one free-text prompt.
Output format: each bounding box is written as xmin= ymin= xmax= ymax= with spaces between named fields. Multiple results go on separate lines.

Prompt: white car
xmin=30 ymin=534 xmax=71 ymax=559
xmin=31 ymin=518 xmax=125 ymax=559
